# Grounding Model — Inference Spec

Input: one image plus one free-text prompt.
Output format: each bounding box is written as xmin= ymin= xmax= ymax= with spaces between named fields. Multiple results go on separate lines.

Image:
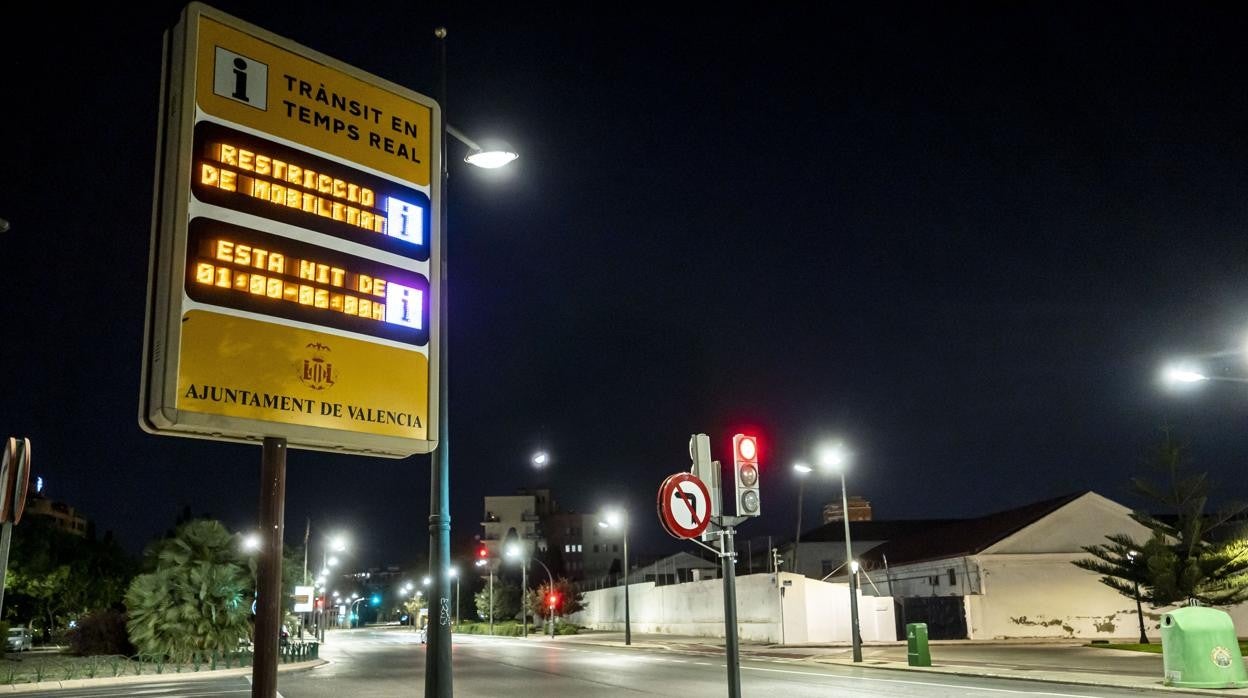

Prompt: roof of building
xmin=798 ymin=519 xmax=961 ymax=544
xmin=858 ymin=491 xmax=1090 ymax=568
xmin=632 ymin=551 xmax=718 ymax=575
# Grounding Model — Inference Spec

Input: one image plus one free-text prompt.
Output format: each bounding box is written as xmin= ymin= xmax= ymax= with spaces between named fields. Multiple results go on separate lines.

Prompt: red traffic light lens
xmin=735 ymin=435 xmax=757 ymax=462
xmin=478 ymin=547 xmax=488 ymax=558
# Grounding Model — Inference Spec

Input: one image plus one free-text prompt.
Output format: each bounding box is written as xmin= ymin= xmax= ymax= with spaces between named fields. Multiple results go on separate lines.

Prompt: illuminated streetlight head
xmin=793 ymin=463 xmax=812 ymax=475
xmin=817 ymin=443 xmax=849 ymax=472
xmin=328 ymin=556 xmax=340 ymax=567
xmin=850 ymin=560 xmax=860 ymax=574
xmin=242 ymin=533 xmax=261 ymax=552
xmin=531 ymin=451 xmax=550 ymax=468
xmin=422 ymin=576 xmax=432 ymax=586
xmin=505 ymin=543 xmax=521 ymax=559
xmin=329 ymin=535 xmax=348 ymax=552
xmin=448 ymin=567 xmax=458 ymax=579
xmin=465 ymin=147 xmax=519 ymax=169
xmin=1162 ymin=364 xmax=1208 ymax=387
xmin=603 ymin=510 xmax=623 ymax=528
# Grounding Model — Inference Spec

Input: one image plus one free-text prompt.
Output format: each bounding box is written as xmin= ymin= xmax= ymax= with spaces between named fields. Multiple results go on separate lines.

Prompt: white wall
xmin=967 ymin=553 xmax=1150 ymax=639
xmin=569 ymin=572 xmax=896 ymax=644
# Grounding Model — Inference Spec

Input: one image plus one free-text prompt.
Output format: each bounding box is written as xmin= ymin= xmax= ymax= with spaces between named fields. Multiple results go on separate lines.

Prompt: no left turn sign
xmin=657 ymin=472 xmax=712 ymax=539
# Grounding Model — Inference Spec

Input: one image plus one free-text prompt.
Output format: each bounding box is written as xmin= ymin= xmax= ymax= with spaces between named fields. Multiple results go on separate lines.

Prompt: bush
xmin=67 ymin=609 xmax=135 ymax=656
xmin=456 ymin=621 xmax=526 ymax=636
xmin=454 ymin=620 xmax=578 ymax=636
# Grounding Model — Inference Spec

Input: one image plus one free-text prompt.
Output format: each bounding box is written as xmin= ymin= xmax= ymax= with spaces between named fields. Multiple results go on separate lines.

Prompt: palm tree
xmin=125 ymin=520 xmax=253 ymax=661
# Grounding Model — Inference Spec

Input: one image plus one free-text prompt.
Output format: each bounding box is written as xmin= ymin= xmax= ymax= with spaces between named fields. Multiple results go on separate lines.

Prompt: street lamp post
xmin=792 ymin=464 xmax=811 ymax=574
xmin=529 ymin=556 xmax=555 ymax=638
xmin=507 ymin=544 xmax=554 ymax=637
xmin=476 ymin=557 xmax=494 ymax=635
xmin=599 ymin=511 xmax=630 ymax=645
xmin=449 ymin=568 xmax=460 ymax=629
xmin=428 ymin=27 xmax=519 ymax=698
xmin=349 ymin=597 xmax=368 ymax=628
xmin=819 ymin=443 xmax=861 ymax=662
xmin=1127 ymin=550 xmax=1149 ymax=644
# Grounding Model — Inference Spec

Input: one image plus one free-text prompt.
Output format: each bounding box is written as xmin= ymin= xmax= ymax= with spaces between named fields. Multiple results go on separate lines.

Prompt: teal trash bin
xmin=906 ymin=623 xmax=931 ymax=667
xmin=1160 ymin=606 xmax=1248 ymax=688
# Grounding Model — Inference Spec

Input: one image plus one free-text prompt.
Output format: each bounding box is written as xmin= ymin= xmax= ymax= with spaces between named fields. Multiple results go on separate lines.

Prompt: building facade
xmin=24 ymin=494 xmax=89 ymax=537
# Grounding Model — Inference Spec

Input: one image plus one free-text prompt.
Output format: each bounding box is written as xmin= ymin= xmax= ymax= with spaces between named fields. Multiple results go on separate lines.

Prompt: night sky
xmin=4 ymin=2 xmax=1248 ymax=569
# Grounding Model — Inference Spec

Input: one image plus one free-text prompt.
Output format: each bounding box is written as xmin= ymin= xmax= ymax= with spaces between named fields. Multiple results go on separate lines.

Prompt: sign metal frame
xmin=140 ymin=2 xmax=441 ymax=457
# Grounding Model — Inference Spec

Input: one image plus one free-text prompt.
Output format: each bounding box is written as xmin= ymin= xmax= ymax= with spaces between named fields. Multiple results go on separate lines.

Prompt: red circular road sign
xmin=657 ymin=472 xmax=712 ymax=539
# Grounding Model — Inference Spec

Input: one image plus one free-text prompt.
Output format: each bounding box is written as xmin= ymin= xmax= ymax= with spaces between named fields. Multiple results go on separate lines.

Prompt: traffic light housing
xmin=732 ymin=433 xmax=760 ymax=517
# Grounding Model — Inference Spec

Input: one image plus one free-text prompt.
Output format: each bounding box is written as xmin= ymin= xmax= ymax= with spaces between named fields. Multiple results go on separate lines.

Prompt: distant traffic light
xmin=548 ymin=593 xmax=559 ymax=608
xmin=732 ymin=434 xmax=760 ymax=517
xmin=371 ymin=594 xmax=381 ymax=606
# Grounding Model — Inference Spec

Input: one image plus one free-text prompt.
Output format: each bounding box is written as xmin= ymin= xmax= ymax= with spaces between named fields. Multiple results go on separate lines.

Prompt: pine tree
xmin=1074 ymin=430 xmax=1248 ymax=616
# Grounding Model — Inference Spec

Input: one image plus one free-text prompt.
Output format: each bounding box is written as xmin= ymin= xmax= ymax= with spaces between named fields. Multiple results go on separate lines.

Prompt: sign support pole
xmin=0 ymin=520 xmax=13 ymax=623
xmin=252 ymin=437 xmax=287 ymax=698
xmin=720 ymin=526 xmax=742 ymax=698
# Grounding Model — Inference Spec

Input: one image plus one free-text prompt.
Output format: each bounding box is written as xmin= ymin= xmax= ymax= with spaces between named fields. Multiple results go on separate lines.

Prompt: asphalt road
xmin=14 ymin=629 xmax=1177 ymax=697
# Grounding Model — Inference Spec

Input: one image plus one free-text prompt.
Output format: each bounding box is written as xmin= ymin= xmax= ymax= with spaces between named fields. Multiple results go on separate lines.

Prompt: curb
xmin=0 ymin=658 xmax=327 ymax=693
xmin=808 ymin=658 xmax=1247 ymax=696
xmin=543 ymin=636 xmax=1241 ymax=696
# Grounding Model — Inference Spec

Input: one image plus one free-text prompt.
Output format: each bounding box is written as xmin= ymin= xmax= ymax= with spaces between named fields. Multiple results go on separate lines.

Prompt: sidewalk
xmin=544 ymin=631 xmax=1248 ymax=695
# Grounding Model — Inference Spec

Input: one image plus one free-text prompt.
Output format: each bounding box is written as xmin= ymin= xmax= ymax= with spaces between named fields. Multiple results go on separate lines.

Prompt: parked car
xmin=7 ymin=627 xmax=33 ymax=652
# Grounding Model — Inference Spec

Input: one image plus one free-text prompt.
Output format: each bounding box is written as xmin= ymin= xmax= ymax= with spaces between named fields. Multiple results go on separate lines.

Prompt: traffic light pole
xmin=719 ymin=526 xmax=741 ymax=698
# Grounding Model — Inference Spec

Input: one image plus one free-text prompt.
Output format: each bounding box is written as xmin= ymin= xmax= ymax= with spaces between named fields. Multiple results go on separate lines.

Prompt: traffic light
xmin=732 ymin=433 xmax=760 ymax=517
xmin=548 ymin=592 xmax=559 ymax=609
xmin=370 ymin=594 xmax=381 ymax=606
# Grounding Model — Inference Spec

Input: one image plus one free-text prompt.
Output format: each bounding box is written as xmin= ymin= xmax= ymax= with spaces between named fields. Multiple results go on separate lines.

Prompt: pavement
xmin=532 ymin=630 xmax=1248 ymax=695
xmin=6 ymin=629 xmax=1248 ymax=695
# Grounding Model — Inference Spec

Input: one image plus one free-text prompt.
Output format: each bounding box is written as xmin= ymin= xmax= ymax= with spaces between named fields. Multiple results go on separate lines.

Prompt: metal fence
xmin=0 ymin=641 xmax=319 ymax=685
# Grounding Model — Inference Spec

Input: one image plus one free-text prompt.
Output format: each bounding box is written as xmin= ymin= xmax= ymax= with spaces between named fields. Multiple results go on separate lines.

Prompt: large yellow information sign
xmin=141 ymin=2 xmax=440 ymax=457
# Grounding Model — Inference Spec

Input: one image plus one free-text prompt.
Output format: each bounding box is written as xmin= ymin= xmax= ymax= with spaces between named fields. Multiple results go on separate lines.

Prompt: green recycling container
xmin=907 ymin=622 xmax=931 ymax=667
xmin=1160 ymin=606 xmax=1248 ymax=688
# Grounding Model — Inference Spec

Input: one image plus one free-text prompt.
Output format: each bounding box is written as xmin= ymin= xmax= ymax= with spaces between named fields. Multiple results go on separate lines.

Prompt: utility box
xmin=1160 ymin=606 xmax=1248 ymax=688
xmin=906 ymin=622 xmax=931 ymax=667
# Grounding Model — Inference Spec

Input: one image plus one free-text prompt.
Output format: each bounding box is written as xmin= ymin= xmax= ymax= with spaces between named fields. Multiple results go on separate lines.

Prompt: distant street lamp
xmin=531 ymin=451 xmax=550 ymax=468
xmin=506 ymin=543 xmax=555 ymax=637
xmin=1127 ymin=550 xmax=1149 ymax=644
xmin=818 ymin=442 xmax=861 ymax=662
xmin=242 ymin=532 xmax=261 ymax=552
xmin=598 ymin=510 xmax=631 ymax=645
xmin=792 ymin=463 xmax=812 ymax=574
